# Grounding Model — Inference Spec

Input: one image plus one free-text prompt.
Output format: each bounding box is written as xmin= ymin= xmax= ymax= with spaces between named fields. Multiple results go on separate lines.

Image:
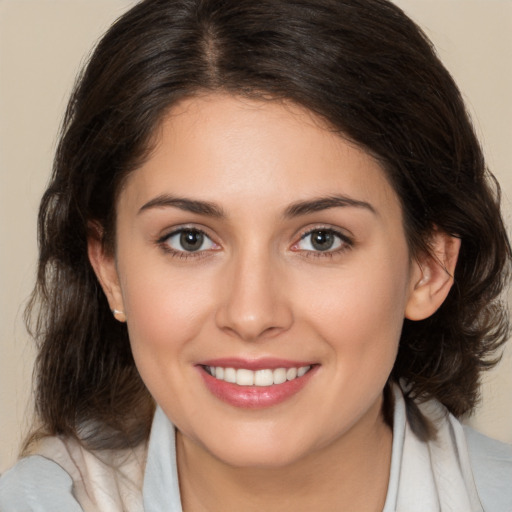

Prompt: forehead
xmin=120 ymin=93 xmax=401 ymax=220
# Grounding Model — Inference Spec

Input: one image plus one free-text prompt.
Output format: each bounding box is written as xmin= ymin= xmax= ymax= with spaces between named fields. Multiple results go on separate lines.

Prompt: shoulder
xmin=463 ymin=425 xmax=512 ymax=512
xmin=0 ymin=455 xmax=83 ymax=511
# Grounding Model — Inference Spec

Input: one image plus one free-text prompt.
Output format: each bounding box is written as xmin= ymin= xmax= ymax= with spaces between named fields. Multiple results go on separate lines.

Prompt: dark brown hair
xmin=25 ymin=0 xmax=510 ymax=450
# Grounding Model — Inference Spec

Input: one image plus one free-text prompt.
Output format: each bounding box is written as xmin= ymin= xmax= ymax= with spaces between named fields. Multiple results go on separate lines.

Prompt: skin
xmin=89 ymin=93 xmax=459 ymax=511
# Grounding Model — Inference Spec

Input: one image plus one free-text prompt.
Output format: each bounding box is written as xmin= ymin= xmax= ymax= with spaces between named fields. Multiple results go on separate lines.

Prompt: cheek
xmin=296 ymin=250 xmax=410 ymax=364
xmin=120 ymin=262 xmax=217 ymax=362
xmin=120 ymin=267 xmax=219 ymax=415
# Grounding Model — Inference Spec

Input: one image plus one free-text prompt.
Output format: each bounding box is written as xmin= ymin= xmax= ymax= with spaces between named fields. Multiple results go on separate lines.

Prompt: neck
xmin=176 ymin=399 xmax=393 ymax=512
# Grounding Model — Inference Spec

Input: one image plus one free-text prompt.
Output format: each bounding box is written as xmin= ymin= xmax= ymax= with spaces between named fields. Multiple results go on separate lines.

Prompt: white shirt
xmin=1 ymin=385 xmax=511 ymax=511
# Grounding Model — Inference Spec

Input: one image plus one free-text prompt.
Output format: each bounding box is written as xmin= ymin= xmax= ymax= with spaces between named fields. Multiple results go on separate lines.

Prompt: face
xmin=94 ymin=94 xmax=425 ymax=468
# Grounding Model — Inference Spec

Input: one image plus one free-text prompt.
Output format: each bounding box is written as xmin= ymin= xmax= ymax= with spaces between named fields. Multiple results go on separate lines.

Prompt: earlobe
xmin=405 ymin=231 xmax=461 ymax=321
xmin=87 ymin=222 xmax=126 ymax=321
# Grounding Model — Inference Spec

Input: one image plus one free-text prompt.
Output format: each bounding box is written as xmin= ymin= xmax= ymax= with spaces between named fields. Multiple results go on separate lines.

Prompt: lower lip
xmin=198 ymin=366 xmax=317 ymax=409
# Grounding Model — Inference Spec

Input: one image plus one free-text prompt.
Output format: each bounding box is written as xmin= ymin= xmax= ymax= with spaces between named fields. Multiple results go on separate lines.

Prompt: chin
xmin=210 ymin=443 xmax=308 ymax=469
xmin=187 ymin=422 xmax=325 ymax=470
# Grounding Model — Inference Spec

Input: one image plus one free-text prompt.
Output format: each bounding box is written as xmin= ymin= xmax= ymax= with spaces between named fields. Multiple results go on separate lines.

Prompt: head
xmin=27 ymin=0 xmax=510 ymax=452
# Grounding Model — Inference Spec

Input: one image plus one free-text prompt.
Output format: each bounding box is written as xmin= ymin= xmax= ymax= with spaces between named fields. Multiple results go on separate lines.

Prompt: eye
xmin=294 ymin=228 xmax=350 ymax=253
xmin=162 ymin=228 xmax=217 ymax=253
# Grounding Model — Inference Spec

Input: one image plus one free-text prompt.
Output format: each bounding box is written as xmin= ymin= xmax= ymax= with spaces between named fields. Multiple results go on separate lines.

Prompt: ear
xmin=405 ymin=230 xmax=461 ymax=321
xmin=87 ymin=222 xmax=126 ymax=322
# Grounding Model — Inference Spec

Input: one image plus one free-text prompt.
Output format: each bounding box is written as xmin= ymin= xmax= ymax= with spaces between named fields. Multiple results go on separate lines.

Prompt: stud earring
xmin=112 ymin=309 xmax=127 ymax=322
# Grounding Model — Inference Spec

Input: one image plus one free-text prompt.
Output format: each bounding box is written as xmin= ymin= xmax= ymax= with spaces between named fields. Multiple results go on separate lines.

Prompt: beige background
xmin=0 ymin=0 xmax=511 ymax=473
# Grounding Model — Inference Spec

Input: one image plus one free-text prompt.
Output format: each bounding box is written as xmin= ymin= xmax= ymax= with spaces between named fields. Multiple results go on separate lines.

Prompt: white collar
xmin=143 ymin=385 xmax=483 ymax=511
xmin=383 ymin=384 xmax=483 ymax=511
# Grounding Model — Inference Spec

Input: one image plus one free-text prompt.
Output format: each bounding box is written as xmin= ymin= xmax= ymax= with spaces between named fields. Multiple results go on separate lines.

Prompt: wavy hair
xmin=25 ymin=0 xmax=510 ymax=450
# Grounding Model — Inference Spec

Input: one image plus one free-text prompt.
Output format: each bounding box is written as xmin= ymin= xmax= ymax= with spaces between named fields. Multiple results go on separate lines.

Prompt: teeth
xmin=207 ymin=365 xmax=311 ymax=386
xmin=286 ymin=367 xmax=297 ymax=380
xmin=273 ymin=368 xmax=287 ymax=385
xmin=236 ymin=369 xmax=254 ymax=386
xmin=224 ymin=367 xmax=236 ymax=383
xmin=254 ymin=369 xmax=273 ymax=386
xmin=297 ymin=366 xmax=308 ymax=377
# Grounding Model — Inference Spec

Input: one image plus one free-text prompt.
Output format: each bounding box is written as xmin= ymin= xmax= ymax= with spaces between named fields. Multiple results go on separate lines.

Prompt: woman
xmin=1 ymin=0 xmax=511 ymax=510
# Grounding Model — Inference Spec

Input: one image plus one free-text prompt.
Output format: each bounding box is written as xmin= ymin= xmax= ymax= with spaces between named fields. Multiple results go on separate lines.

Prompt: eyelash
xmin=156 ymin=227 xmax=218 ymax=260
xmin=292 ymin=226 xmax=354 ymax=259
xmin=156 ymin=226 xmax=354 ymax=260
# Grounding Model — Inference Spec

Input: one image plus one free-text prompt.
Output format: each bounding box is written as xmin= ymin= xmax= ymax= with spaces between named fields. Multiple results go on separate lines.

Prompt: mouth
xmin=202 ymin=365 xmax=312 ymax=387
xmin=197 ymin=360 xmax=317 ymax=409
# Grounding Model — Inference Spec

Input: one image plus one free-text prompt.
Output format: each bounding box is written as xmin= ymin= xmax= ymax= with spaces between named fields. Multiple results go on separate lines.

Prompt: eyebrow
xmin=138 ymin=194 xmax=226 ymax=218
xmin=284 ymin=195 xmax=377 ymax=218
xmin=138 ymin=193 xmax=376 ymax=219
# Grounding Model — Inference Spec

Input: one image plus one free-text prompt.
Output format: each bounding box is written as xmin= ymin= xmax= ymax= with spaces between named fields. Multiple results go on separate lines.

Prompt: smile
xmin=204 ymin=365 xmax=312 ymax=387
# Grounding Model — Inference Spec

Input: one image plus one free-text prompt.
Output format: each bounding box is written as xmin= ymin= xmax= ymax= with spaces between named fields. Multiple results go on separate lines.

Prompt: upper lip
xmin=198 ymin=357 xmax=316 ymax=371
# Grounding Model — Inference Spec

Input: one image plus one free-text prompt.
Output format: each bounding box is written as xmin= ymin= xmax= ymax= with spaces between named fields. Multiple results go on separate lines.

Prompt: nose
xmin=215 ymin=249 xmax=293 ymax=341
